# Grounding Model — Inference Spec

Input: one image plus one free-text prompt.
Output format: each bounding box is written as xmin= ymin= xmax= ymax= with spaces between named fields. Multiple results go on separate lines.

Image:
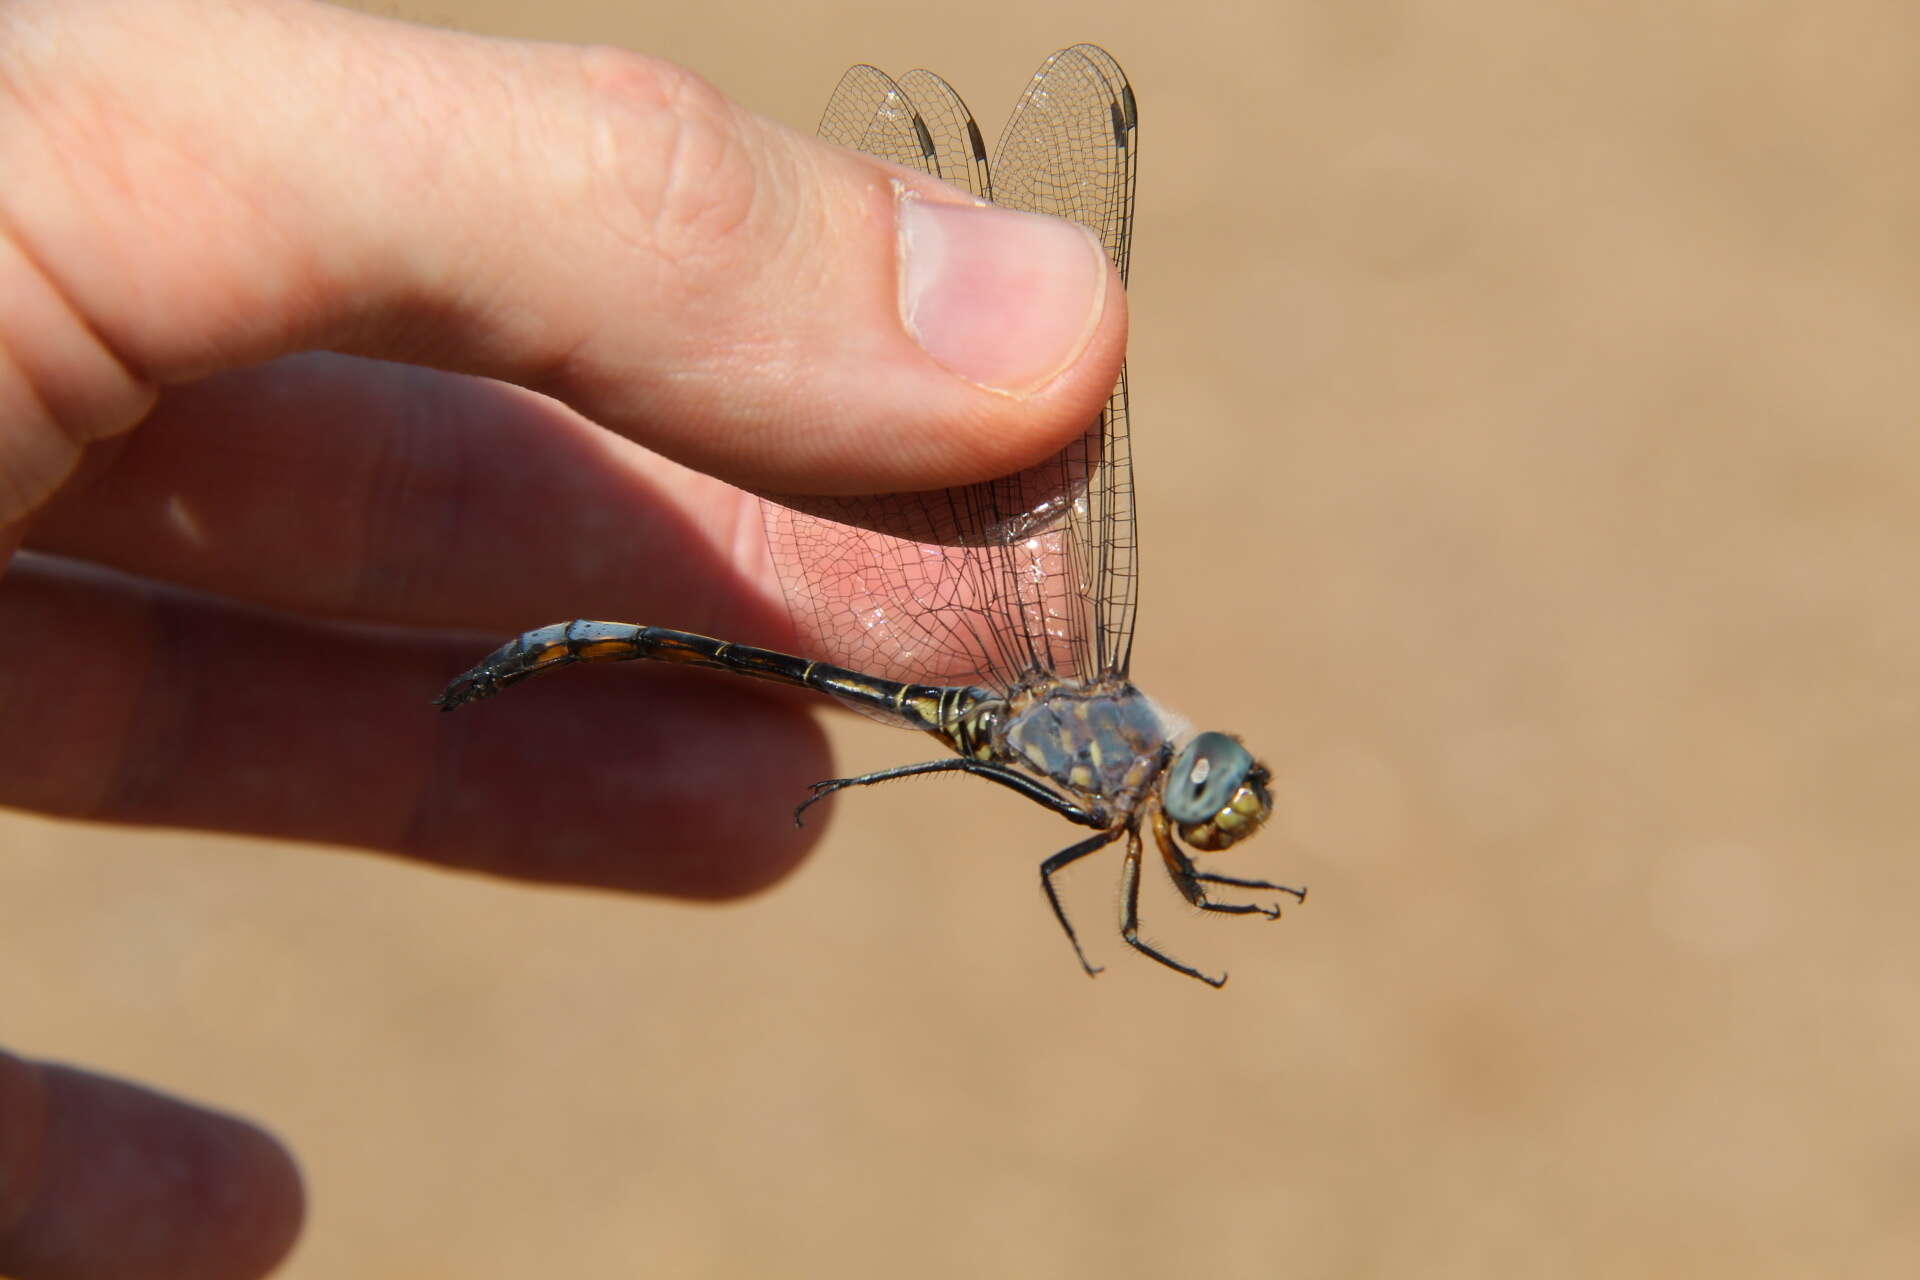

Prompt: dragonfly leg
xmin=1039 ymin=827 xmax=1127 ymax=978
xmin=1192 ymin=871 xmax=1308 ymax=903
xmin=1151 ymin=807 xmax=1302 ymax=919
xmin=1119 ymin=828 xmax=1228 ymax=987
xmin=793 ymin=758 xmax=1103 ymax=828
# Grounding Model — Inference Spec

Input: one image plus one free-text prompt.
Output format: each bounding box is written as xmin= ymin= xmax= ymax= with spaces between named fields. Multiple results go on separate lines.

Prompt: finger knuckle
xmin=574 ymin=47 xmax=770 ymax=289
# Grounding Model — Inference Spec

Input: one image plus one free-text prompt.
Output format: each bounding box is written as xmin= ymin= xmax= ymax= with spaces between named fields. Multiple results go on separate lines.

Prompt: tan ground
xmin=6 ymin=1 xmax=1919 ymax=1275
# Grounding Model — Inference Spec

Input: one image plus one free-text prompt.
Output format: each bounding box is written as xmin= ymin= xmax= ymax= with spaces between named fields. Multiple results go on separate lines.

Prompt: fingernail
xmin=897 ymin=191 xmax=1109 ymax=396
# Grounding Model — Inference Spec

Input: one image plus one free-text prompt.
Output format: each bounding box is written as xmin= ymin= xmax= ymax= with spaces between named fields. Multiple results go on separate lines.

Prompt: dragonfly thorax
xmin=1163 ymin=731 xmax=1272 ymax=852
xmin=991 ymin=681 xmax=1173 ymax=811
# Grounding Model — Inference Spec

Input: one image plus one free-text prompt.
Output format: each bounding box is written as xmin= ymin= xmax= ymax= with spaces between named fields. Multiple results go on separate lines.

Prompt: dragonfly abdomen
xmin=434 ymin=619 xmax=969 ymax=738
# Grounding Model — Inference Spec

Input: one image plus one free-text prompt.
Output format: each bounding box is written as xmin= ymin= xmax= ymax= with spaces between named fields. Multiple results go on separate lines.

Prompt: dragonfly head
xmin=1162 ymin=732 xmax=1272 ymax=851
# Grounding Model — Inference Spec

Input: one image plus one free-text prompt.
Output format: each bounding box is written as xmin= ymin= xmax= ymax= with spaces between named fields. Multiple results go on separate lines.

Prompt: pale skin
xmin=0 ymin=2 xmax=1127 ymax=1275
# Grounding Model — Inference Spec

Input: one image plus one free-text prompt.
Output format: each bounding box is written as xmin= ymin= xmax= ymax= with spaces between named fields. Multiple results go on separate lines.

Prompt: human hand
xmin=0 ymin=1 xmax=1126 ymax=1274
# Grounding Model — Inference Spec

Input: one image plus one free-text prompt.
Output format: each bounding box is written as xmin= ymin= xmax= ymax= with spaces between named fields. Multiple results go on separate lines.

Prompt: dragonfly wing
xmin=896 ymin=68 xmax=990 ymax=199
xmin=817 ymin=64 xmax=941 ymax=174
xmin=765 ymin=47 xmax=1138 ymax=691
xmin=992 ymin=44 xmax=1140 ymax=679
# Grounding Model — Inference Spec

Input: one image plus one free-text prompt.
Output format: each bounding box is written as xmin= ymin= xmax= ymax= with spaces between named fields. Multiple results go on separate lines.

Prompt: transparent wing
xmin=767 ymin=45 xmax=1139 ymax=692
xmin=817 ymin=64 xmax=941 ymax=173
xmin=995 ymin=45 xmax=1137 ymax=287
xmin=896 ymin=69 xmax=990 ymax=199
xmin=990 ymin=44 xmax=1140 ymax=677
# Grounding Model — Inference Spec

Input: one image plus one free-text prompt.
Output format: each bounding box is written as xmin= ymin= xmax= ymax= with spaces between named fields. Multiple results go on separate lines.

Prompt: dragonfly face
xmin=1161 ymin=731 xmax=1273 ymax=852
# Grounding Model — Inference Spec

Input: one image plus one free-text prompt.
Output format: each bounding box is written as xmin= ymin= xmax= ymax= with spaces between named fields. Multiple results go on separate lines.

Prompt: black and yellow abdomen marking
xmin=435 ymin=619 xmax=978 ymax=741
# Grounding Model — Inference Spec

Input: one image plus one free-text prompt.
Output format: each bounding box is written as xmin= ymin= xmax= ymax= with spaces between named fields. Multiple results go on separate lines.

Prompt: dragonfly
xmin=437 ymin=44 xmax=1304 ymax=986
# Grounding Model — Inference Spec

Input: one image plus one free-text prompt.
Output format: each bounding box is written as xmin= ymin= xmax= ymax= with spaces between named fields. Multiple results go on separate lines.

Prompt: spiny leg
xmin=1120 ymin=829 xmax=1229 ymax=988
xmin=1152 ymin=808 xmax=1304 ymax=918
xmin=1039 ymin=828 xmax=1127 ymax=978
xmin=1193 ymin=870 xmax=1308 ymax=903
xmin=794 ymin=758 xmax=1102 ymax=829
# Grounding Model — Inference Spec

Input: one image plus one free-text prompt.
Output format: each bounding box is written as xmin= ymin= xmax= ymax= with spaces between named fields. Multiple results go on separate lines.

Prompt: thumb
xmin=0 ymin=0 xmax=1126 ymax=517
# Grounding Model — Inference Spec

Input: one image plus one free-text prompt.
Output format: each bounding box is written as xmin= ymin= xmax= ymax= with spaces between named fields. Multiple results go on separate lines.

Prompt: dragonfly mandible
xmin=437 ymin=44 xmax=1305 ymax=986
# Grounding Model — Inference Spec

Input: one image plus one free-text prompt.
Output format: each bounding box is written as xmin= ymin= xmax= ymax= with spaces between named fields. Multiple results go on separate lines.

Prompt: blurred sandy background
xmin=6 ymin=1 xmax=1919 ymax=1275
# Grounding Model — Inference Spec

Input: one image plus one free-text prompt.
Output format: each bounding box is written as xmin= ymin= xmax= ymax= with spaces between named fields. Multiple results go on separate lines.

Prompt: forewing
xmin=896 ymin=69 xmax=990 ymax=198
xmin=766 ymin=47 xmax=1139 ymax=692
xmin=817 ymin=64 xmax=940 ymax=172
xmin=996 ymin=45 xmax=1137 ymax=286
xmin=992 ymin=44 xmax=1140 ymax=678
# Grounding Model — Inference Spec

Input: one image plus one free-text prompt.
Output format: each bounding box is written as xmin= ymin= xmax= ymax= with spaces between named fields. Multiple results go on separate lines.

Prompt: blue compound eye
xmin=1163 ymin=732 xmax=1254 ymax=826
